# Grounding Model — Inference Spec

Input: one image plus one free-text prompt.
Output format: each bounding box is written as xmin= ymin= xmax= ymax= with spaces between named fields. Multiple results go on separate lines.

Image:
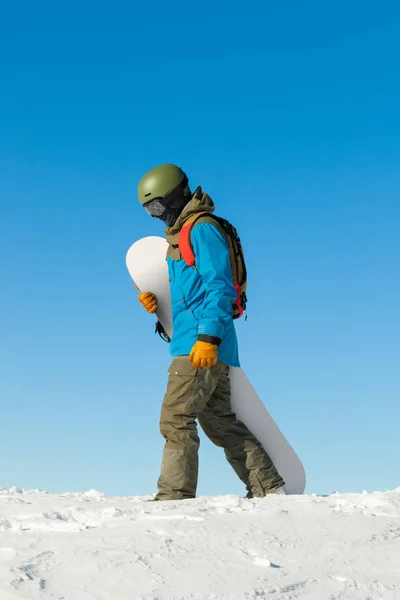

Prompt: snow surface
xmin=0 ymin=487 xmax=399 ymax=599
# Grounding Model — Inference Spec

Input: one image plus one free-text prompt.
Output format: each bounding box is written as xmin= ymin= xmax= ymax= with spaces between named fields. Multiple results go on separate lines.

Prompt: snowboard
xmin=126 ymin=236 xmax=306 ymax=495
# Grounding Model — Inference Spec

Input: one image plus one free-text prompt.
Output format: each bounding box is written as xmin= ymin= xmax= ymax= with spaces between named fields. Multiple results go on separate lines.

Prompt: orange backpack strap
xmin=179 ymin=212 xmax=215 ymax=267
xmin=179 ymin=222 xmax=196 ymax=266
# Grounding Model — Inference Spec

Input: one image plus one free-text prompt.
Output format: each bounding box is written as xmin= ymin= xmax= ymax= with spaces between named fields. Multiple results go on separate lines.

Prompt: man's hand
xmin=138 ymin=291 xmax=157 ymax=314
xmin=189 ymin=341 xmax=218 ymax=369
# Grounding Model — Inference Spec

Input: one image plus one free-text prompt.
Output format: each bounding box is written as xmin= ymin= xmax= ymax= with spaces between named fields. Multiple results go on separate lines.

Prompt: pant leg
xmin=156 ymin=356 xmax=226 ymax=500
xmin=198 ymin=365 xmax=285 ymax=497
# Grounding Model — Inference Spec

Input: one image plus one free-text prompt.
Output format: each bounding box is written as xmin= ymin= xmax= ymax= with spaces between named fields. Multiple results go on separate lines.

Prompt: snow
xmin=0 ymin=487 xmax=399 ymax=599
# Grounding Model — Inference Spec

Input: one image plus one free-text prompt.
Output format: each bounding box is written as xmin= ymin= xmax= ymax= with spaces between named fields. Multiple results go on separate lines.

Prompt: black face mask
xmin=143 ymin=177 xmax=189 ymax=226
xmin=162 ymin=203 xmax=187 ymax=227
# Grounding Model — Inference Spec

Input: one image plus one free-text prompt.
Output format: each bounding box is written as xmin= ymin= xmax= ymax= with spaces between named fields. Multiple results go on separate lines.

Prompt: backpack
xmin=179 ymin=212 xmax=248 ymax=319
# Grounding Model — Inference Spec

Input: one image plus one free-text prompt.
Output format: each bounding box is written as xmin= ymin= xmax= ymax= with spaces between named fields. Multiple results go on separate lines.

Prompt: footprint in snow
xmin=244 ymin=548 xmax=281 ymax=569
xmin=138 ymin=514 xmax=203 ymax=522
xmin=254 ymin=557 xmax=280 ymax=568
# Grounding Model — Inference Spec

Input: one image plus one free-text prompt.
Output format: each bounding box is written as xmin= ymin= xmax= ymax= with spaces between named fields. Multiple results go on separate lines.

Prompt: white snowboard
xmin=126 ymin=236 xmax=306 ymax=495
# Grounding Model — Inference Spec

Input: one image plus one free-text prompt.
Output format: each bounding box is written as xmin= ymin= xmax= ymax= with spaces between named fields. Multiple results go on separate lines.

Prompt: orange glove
xmin=189 ymin=341 xmax=218 ymax=369
xmin=138 ymin=291 xmax=157 ymax=314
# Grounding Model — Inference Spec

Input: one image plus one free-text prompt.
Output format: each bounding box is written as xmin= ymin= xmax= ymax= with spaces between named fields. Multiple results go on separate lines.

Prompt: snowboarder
xmin=137 ymin=164 xmax=285 ymax=500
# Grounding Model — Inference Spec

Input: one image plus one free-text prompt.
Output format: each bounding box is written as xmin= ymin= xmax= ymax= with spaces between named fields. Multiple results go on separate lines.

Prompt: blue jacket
xmin=165 ymin=192 xmax=240 ymax=367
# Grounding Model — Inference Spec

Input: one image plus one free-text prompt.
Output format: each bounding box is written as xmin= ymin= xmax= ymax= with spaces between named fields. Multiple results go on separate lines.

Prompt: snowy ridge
xmin=0 ymin=487 xmax=399 ymax=599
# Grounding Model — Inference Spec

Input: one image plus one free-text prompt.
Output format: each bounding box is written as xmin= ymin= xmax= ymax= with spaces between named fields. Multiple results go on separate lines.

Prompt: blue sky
xmin=1 ymin=1 xmax=399 ymax=497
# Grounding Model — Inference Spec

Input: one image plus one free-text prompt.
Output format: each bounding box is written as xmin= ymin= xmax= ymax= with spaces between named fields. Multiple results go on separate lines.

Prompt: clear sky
xmin=1 ymin=1 xmax=399 ymax=497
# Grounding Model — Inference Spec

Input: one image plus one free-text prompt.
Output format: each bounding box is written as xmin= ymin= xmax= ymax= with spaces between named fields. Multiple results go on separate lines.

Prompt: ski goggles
xmin=143 ymin=197 xmax=167 ymax=217
xmin=142 ymin=175 xmax=189 ymax=217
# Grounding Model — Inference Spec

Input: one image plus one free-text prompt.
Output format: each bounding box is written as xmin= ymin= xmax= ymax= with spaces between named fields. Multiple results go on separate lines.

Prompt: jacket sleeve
xmin=191 ymin=222 xmax=237 ymax=343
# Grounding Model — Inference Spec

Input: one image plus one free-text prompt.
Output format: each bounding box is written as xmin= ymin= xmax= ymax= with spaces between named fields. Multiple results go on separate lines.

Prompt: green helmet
xmin=138 ymin=164 xmax=189 ymax=205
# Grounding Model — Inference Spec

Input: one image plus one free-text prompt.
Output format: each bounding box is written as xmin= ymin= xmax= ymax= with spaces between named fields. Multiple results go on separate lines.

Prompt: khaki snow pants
xmin=156 ymin=356 xmax=284 ymax=500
